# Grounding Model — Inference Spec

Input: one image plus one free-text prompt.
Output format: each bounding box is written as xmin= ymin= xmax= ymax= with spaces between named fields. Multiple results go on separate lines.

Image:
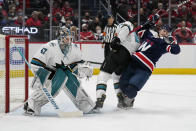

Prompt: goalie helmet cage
xmin=0 ymin=35 xmax=29 ymax=113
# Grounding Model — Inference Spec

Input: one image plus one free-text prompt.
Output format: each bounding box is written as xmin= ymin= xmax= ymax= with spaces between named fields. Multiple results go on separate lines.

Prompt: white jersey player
xmin=94 ymin=21 xmax=140 ymax=111
xmin=24 ymin=27 xmax=95 ymax=115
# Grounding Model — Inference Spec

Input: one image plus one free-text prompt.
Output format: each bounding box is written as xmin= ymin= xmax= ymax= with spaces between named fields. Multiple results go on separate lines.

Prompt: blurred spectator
xmin=14 ymin=13 xmax=23 ymax=26
xmin=17 ymin=9 xmax=27 ymax=19
xmin=52 ymin=1 xmax=61 ymax=16
xmin=128 ymin=0 xmax=137 ymax=5
xmin=127 ymin=4 xmax=137 ymax=19
xmin=177 ymin=5 xmax=192 ymax=20
xmin=94 ymin=26 xmax=103 ymax=40
xmin=17 ymin=0 xmax=30 ymax=9
xmin=70 ymin=26 xmax=79 ymax=41
xmin=177 ymin=20 xmax=192 ymax=28
xmin=146 ymin=0 xmax=157 ymax=12
xmin=172 ymin=20 xmax=193 ymax=43
xmin=8 ymin=4 xmax=17 ymax=22
xmin=61 ymin=14 xmax=73 ymax=28
xmin=61 ymin=1 xmax=73 ymax=17
xmin=64 ymin=17 xmax=73 ymax=28
xmin=80 ymin=23 xmax=95 ymax=40
xmin=89 ymin=17 xmax=102 ymax=32
xmin=97 ymin=10 xmax=106 ymax=29
xmin=72 ymin=11 xmax=78 ymax=26
xmin=136 ymin=8 xmax=147 ymax=24
xmin=44 ymin=13 xmax=59 ymax=27
xmin=157 ymin=2 xmax=167 ymax=17
xmin=0 ymin=3 xmax=8 ymax=24
xmin=0 ymin=16 xmax=9 ymax=26
xmin=13 ymin=9 xmax=28 ymax=26
xmin=26 ymin=11 xmax=42 ymax=26
xmin=82 ymin=11 xmax=93 ymax=25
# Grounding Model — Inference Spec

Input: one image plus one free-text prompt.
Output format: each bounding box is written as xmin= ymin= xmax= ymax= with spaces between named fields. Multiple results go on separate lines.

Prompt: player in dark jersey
xmin=118 ymin=18 xmax=181 ymax=108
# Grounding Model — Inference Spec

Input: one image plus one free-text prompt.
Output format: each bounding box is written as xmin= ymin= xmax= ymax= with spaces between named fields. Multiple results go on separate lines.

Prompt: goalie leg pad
xmin=27 ymin=68 xmax=66 ymax=115
xmin=75 ymin=87 xmax=95 ymax=113
xmin=51 ymin=68 xmax=68 ymax=96
xmin=62 ymin=69 xmax=95 ymax=113
xmin=28 ymin=88 xmax=49 ymax=115
xmin=27 ymin=68 xmax=51 ymax=115
xmin=31 ymin=68 xmax=50 ymax=90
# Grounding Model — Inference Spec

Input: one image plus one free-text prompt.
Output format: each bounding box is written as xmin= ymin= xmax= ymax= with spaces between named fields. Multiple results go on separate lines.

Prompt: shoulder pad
xmin=121 ymin=21 xmax=134 ymax=32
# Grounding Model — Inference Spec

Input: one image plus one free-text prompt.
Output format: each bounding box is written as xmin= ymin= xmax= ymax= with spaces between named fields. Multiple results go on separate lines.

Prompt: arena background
xmin=0 ymin=0 xmax=195 ymax=76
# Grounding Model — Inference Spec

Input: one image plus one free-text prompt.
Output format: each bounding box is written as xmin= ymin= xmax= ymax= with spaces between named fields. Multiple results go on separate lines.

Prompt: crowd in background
xmin=113 ymin=0 xmax=196 ymax=43
xmin=0 ymin=0 xmax=195 ymax=43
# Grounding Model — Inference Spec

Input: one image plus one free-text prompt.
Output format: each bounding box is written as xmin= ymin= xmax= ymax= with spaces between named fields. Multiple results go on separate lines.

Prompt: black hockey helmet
xmin=160 ymin=24 xmax=171 ymax=32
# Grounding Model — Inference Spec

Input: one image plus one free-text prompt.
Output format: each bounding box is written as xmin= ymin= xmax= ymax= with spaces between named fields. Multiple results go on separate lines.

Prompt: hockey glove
xmin=168 ymin=35 xmax=177 ymax=44
xmin=147 ymin=14 xmax=160 ymax=26
xmin=110 ymin=36 xmax=121 ymax=51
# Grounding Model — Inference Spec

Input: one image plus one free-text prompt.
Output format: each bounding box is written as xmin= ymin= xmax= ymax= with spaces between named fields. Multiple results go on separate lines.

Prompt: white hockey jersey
xmin=116 ymin=21 xmax=140 ymax=55
xmin=31 ymin=40 xmax=82 ymax=70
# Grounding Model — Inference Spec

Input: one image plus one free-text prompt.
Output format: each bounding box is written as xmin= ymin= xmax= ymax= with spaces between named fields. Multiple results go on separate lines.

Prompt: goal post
xmin=0 ymin=35 xmax=29 ymax=113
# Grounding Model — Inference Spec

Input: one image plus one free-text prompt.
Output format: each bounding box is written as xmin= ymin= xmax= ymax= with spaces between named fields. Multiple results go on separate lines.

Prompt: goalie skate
xmin=23 ymin=102 xmax=35 ymax=116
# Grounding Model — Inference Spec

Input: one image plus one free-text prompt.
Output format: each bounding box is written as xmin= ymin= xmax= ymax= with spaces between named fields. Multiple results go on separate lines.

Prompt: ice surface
xmin=0 ymin=75 xmax=196 ymax=131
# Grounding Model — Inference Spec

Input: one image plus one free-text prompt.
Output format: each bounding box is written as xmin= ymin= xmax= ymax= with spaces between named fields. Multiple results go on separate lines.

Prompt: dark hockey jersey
xmin=132 ymin=29 xmax=180 ymax=72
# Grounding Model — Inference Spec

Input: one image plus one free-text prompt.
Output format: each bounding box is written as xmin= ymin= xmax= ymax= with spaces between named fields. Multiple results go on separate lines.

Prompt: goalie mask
xmin=58 ymin=27 xmax=73 ymax=55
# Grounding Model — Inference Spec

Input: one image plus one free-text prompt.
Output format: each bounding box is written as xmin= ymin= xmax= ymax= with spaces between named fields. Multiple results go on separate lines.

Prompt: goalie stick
xmin=129 ymin=0 xmax=192 ymax=34
xmin=12 ymin=41 xmax=83 ymax=117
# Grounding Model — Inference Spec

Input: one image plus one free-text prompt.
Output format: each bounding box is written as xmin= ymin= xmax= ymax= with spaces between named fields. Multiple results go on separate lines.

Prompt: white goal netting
xmin=0 ymin=35 xmax=28 ymax=113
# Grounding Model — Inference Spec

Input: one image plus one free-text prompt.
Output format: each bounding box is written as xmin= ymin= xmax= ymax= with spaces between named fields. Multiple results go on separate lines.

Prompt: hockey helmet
xmin=58 ymin=26 xmax=73 ymax=45
xmin=58 ymin=26 xmax=73 ymax=54
xmin=160 ymin=24 xmax=171 ymax=32
xmin=159 ymin=24 xmax=171 ymax=38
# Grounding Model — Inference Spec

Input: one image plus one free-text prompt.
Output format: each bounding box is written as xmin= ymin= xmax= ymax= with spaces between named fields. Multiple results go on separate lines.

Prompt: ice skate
xmin=93 ymin=94 xmax=106 ymax=112
xmin=23 ymin=102 xmax=35 ymax=116
xmin=117 ymin=92 xmax=127 ymax=109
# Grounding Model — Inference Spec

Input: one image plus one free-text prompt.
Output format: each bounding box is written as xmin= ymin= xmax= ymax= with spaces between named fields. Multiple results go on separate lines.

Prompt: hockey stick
xmin=87 ymin=61 xmax=102 ymax=65
xmin=160 ymin=0 xmax=191 ymax=17
xmin=129 ymin=0 xmax=191 ymax=34
xmin=12 ymin=41 xmax=83 ymax=117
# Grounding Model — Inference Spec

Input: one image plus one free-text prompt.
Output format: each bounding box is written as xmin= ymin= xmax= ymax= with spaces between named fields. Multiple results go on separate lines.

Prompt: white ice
xmin=0 ymin=75 xmax=196 ymax=131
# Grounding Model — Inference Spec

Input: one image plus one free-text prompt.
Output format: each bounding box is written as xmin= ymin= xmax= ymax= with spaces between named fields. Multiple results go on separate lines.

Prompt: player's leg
xmin=112 ymin=47 xmax=131 ymax=108
xmin=104 ymin=43 xmax=111 ymax=58
xmin=112 ymin=73 xmax=126 ymax=108
xmin=120 ymin=64 xmax=151 ymax=108
xmin=94 ymin=52 xmax=118 ymax=110
xmin=95 ymin=71 xmax=111 ymax=110
xmin=62 ymin=69 xmax=95 ymax=113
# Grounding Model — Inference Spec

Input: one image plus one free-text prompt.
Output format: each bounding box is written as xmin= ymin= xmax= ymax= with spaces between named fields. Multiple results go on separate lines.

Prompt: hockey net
xmin=0 ymin=35 xmax=29 ymax=113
